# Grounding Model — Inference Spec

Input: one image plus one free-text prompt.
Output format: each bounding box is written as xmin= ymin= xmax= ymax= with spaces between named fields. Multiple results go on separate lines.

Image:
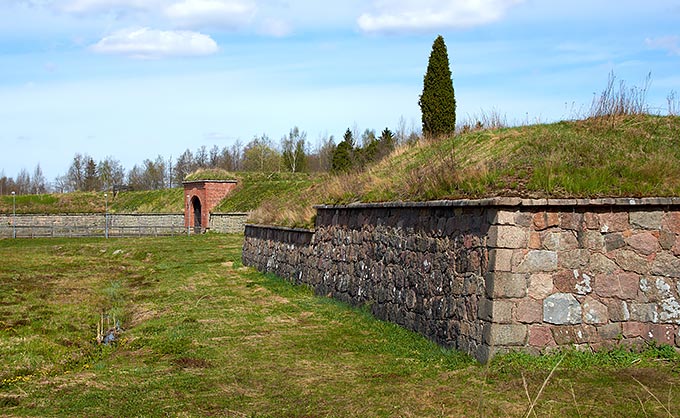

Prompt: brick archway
xmin=183 ymin=180 xmax=238 ymax=232
xmin=191 ymin=196 xmax=202 ymax=228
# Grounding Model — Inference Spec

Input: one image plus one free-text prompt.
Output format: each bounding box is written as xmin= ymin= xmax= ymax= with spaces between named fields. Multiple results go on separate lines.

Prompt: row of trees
xmin=1 ymin=122 xmax=420 ymax=195
xmin=0 ymin=165 xmax=47 ymax=196
xmin=3 ymin=34 xmax=456 ymax=195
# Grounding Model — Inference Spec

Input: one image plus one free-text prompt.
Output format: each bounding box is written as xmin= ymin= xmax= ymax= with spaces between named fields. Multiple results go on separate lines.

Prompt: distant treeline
xmin=0 ymin=122 xmax=420 ymax=195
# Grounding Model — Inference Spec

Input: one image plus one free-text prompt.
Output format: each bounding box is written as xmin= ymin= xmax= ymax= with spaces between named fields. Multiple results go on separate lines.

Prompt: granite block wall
xmin=488 ymin=201 xmax=680 ymax=357
xmin=242 ymin=198 xmax=680 ymax=363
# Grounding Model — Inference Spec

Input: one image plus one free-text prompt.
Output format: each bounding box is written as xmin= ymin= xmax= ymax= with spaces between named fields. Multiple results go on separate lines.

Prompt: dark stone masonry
xmin=242 ymin=198 xmax=680 ymax=363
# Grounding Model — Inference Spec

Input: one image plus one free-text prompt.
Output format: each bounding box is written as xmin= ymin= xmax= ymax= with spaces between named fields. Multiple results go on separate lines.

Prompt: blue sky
xmin=1 ymin=0 xmax=679 ymax=181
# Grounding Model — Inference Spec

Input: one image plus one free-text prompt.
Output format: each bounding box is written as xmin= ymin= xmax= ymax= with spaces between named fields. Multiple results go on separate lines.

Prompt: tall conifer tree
xmin=419 ymin=35 xmax=456 ymax=138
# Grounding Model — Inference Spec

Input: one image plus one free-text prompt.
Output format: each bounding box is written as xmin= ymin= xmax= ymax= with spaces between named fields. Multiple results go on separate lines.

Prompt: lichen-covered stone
xmin=543 ymin=293 xmax=582 ymax=325
xmin=551 ymin=325 xmax=596 ymax=344
xmin=628 ymin=302 xmax=658 ymax=323
xmin=650 ymin=324 xmax=676 ymax=345
xmin=582 ymin=297 xmax=608 ymax=324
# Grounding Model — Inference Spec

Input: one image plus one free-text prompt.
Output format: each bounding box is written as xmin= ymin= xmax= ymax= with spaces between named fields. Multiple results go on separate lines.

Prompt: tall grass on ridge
xmin=588 ymin=71 xmax=651 ymax=122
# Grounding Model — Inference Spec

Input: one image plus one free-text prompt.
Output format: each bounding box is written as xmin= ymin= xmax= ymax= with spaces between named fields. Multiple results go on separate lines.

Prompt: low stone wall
xmin=244 ymin=202 xmax=494 ymax=362
xmin=0 ymin=212 xmax=249 ymax=237
xmin=489 ymin=199 xmax=680 ymax=356
xmin=242 ymin=198 xmax=680 ymax=362
xmin=210 ymin=213 xmax=249 ymax=234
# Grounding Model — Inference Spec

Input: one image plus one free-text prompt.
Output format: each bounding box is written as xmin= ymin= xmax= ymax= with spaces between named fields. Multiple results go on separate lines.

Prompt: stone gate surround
xmin=242 ymin=198 xmax=680 ymax=363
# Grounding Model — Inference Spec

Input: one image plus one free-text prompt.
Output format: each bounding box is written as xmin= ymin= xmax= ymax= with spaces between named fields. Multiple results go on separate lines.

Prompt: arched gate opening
xmin=191 ymin=196 xmax=202 ymax=232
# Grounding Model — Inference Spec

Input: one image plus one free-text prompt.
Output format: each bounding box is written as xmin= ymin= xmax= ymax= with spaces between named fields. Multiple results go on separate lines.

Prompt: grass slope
xmin=1 ymin=236 xmax=679 ymax=416
xmin=2 ymin=115 xmax=677 ymax=224
xmin=0 ymin=189 xmax=184 ymax=214
xmin=252 ymin=115 xmax=680 ymax=227
xmin=186 ymin=169 xmax=321 ymax=217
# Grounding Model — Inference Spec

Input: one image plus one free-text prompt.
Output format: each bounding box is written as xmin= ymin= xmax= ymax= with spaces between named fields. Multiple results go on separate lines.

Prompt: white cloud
xmin=164 ymin=0 xmax=256 ymax=29
xmin=90 ymin=27 xmax=218 ymax=58
xmin=645 ymin=36 xmax=680 ymax=56
xmin=357 ymin=0 xmax=524 ymax=33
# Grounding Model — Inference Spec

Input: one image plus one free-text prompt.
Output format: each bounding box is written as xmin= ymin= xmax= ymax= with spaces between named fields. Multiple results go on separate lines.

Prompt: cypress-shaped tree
xmin=419 ymin=35 xmax=456 ymax=138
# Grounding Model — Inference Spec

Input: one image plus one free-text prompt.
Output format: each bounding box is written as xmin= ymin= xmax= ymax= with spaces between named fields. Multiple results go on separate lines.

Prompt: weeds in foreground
xmin=523 ymin=354 xmax=565 ymax=418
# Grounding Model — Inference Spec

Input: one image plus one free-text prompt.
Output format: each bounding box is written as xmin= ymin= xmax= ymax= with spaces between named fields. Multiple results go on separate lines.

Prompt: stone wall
xmin=242 ymin=198 xmax=680 ymax=363
xmin=0 ymin=212 xmax=249 ymax=237
xmin=244 ymin=202 xmax=494 ymax=362
xmin=0 ymin=213 xmax=185 ymax=237
xmin=209 ymin=213 xmax=249 ymax=234
xmin=489 ymin=199 xmax=680 ymax=356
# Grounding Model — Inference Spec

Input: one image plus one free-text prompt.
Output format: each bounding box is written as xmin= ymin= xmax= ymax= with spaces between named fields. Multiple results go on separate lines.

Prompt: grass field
xmin=1 ymin=235 xmax=679 ymax=417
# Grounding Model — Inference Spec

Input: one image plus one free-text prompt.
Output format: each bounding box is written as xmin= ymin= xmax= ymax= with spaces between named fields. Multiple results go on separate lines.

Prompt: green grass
xmin=210 ymin=171 xmax=320 ymax=213
xmin=3 ymin=115 xmax=678 ymax=226
xmin=109 ymin=188 xmax=184 ymax=213
xmin=0 ymin=171 xmax=318 ymax=221
xmin=1 ymin=236 xmax=679 ymax=416
xmin=0 ymin=189 xmax=184 ymax=214
xmin=252 ymin=114 xmax=680 ymax=226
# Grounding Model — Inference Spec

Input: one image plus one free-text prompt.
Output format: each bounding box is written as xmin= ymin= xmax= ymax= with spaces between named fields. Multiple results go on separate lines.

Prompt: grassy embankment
xmin=0 ymin=189 xmax=185 ymax=215
xmin=250 ymin=114 xmax=680 ymax=228
xmin=0 ymin=172 xmax=317 ymax=220
xmin=1 ymin=235 xmax=679 ymax=416
xmin=4 ymin=114 xmax=677 ymax=228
